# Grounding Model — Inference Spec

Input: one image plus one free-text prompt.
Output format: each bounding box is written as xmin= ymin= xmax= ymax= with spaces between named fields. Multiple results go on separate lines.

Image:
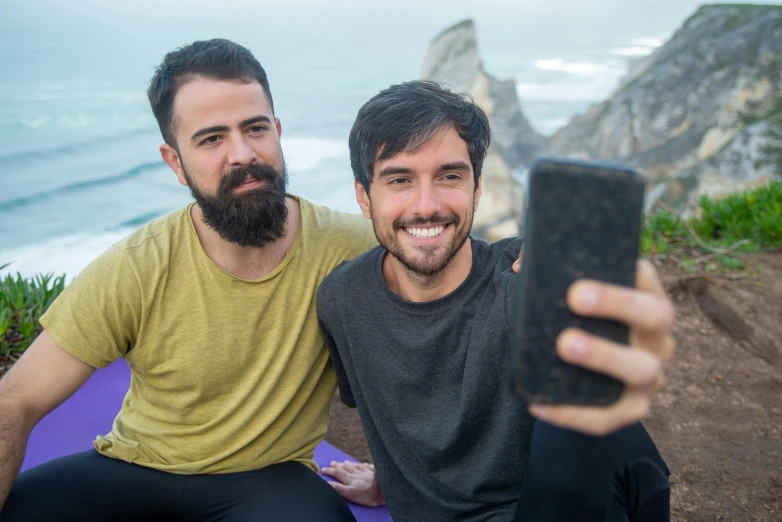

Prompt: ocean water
xmin=0 ymin=0 xmax=764 ymax=278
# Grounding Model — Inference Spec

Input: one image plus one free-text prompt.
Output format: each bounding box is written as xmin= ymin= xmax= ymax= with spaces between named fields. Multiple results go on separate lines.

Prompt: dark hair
xmin=147 ymin=38 xmax=274 ymax=147
xmin=349 ymin=80 xmax=491 ymax=192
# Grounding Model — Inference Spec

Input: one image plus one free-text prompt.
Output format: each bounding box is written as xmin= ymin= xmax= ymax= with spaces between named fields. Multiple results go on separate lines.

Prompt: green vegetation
xmin=0 ymin=266 xmax=65 ymax=359
xmin=641 ymin=181 xmax=782 ymax=271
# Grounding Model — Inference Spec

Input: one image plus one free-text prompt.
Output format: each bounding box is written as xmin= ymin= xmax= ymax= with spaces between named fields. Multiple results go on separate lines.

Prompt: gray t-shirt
xmin=317 ymin=237 xmax=535 ymax=522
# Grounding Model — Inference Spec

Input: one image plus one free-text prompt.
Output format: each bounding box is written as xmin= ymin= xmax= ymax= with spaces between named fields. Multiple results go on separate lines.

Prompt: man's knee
xmin=609 ymin=423 xmax=671 ymax=521
xmin=191 ymin=462 xmax=357 ymax=522
xmin=611 ymin=423 xmax=670 ymax=478
xmin=1 ymin=465 xmax=68 ymax=521
xmin=258 ymin=463 xmax=357 ymax=522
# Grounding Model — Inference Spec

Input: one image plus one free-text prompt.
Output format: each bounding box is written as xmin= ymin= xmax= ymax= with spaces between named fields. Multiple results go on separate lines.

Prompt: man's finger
xmin=529 ymin=391 xmax=650 ymax=436
xmin=328 ymin=480 xmax=351 ymax=495
xmin=321 ymin=466 xmax=351 ymax=483
xmin=341 ymin=461 xmax=359 ymax=472
xmin=556 ymin=328 xmax=662 ymax=387
xmin=636 ymin=258 xmax=667 ymax=299
xmin=632 ymin=329 xmax=676 ymax=361
xmin=567 ymin=281 xmax=674 ymax=334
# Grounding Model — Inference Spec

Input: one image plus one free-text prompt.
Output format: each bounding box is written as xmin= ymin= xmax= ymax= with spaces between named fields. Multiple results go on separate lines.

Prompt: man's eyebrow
xmin=438 ymin=161 xmax=471 ymax=172
xmin=377 ymin=161 xmax=472 ymax=178
xmin=191 ymin=126 xmax=229 ymax=142
xmin=239 ymin=115 xmax=272 ymax=128
xmin=377 ymin=166 xmax=413 ymax=178
xmin=190 ymin=116 xmax=273 ymax=142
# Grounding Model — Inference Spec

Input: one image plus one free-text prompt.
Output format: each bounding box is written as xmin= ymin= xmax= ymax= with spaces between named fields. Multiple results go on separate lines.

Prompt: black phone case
xmin=510 ymin=158 xmax=645 ymax=406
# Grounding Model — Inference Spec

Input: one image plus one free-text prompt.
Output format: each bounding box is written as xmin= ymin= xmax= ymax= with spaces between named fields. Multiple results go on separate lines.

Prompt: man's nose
xmin=411 ymin=181 xmax=441 ymax=217
xmin=227 ymin=135 xmax=257 ymax=166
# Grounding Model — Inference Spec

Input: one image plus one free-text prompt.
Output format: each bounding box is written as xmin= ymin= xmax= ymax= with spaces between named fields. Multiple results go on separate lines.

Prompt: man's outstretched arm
xmin=0 ymin=331 xmax=94 ymax=510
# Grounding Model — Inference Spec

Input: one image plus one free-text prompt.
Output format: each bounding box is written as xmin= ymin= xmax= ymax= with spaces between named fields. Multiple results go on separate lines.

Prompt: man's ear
xmin=355 ymin=180 xmax=372 ymax=219
xmin=473 ymin=176 xmax=483 ymax=212
xmin=275 ymin=117 xmax=282 ymax=138
xmin=160 ymin=144 xmax=188 ymax=187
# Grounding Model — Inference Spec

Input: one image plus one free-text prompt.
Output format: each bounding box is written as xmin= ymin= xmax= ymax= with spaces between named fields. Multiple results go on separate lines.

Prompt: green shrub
xmin=641 ymin=181 xmax=782 ymax=269
xmin=0 ymin=269 xmax=66 ymax=358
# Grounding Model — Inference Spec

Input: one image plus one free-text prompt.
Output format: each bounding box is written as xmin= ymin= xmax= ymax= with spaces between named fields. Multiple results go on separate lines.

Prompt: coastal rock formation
xmin=421 ymin=19 xmax=547 ymax=239
xmin=547 ymin=4 xmax=782 ymax=214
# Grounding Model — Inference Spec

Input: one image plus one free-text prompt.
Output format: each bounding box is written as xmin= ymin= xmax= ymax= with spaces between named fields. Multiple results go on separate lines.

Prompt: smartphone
xmin=510 ymin=158 xmax=646 ymax=406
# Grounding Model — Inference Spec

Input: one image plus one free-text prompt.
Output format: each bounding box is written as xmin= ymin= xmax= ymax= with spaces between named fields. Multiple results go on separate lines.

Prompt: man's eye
xmin=200 ymin=136 xmax=220 ymax=145
xmin=389 ymin=178 xmax=409 ymax=185
xmin=249 ymin=125 xmax=267 ymax=133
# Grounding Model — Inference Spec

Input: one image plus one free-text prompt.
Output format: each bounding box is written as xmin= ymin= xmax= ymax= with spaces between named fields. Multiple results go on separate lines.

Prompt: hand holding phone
xmin=510 ymin=158 xmax=646 ymax=407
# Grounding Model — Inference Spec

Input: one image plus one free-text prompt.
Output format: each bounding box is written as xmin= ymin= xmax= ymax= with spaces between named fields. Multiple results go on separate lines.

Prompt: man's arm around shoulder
xmin=0 ymin=331 xmax=94 ymax=510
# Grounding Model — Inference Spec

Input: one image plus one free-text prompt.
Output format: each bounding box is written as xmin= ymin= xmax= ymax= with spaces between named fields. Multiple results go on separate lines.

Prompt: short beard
xmin=184 ymin=162 xmax=289 ymax=248
xmin=373 ymin=211 xmax=473 ymax=278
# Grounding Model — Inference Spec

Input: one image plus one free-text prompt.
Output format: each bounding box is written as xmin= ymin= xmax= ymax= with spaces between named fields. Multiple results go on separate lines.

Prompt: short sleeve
xmin=316 ymin=280 xmax=357 ymax=408
xmin=319 ymin=318 xmax=356 ymax=408
xmin=39 ymin=245 xmax=142 ymax=368
xmin=328 ymin=212 xmax=378 ymax=261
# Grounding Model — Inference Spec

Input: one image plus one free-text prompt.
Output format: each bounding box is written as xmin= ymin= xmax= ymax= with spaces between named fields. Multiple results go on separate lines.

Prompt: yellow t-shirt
xmin=40 ymin=197 xmax=377 ymax=474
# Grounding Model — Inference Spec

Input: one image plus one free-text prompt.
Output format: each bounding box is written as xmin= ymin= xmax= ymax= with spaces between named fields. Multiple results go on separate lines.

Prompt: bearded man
xmin=0 ymin=39 xmax=377 ymax=521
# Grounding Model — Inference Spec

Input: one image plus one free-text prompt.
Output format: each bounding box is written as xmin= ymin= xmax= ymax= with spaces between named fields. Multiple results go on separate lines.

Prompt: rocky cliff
xmin=548 ymin=4 xmax=782 ymax=213
xmin=421 ymin=19 xmax=547 ymax=239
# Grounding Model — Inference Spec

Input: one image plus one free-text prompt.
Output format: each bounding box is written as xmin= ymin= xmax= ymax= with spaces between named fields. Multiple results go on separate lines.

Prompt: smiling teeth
xmin=406 ymin=226 xmax=445 ymax=238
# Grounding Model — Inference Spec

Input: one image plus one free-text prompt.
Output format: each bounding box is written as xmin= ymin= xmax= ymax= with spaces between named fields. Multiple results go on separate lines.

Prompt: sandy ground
xmin=326 ymin=252 xmax=782 ymax=521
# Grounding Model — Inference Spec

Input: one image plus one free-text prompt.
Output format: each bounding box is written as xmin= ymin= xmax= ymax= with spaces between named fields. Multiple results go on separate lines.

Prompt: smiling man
xmin=0 ymin=39 xmax=377 ymax=521
xmin=317 ymin=81 xmax=674 ymax=521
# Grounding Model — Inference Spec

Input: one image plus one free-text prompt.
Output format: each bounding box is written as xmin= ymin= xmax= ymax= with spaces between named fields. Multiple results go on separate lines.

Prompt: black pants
xmin=515 ymin=421 xmax=670 ymax=522
xmin=0 ymin=454 xmax=355 ymax=522
xmin=3 ymin=423 xmax=669 ymax=522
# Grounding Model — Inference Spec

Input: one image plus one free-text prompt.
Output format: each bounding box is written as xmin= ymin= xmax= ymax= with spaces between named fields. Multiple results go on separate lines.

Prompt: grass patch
xmin=0 ymin=266 xmax=65 ymax=360
xmin=641 ymin=181 xmax=782 ymax=270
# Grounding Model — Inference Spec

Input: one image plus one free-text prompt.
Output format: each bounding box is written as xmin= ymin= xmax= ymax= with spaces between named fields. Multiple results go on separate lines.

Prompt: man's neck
xmin=383 ymin=238 xmax=473 ymax=303
xmin=190 ymin=196 xmax=301 ymax=280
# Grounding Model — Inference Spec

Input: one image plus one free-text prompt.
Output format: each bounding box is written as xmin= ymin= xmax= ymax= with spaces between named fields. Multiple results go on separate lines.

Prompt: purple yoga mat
xmin=21 ymin=359 xmax=392 ymax=521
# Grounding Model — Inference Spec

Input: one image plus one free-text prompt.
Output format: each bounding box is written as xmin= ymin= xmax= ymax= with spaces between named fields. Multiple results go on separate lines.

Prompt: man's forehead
xmin=172 ymin=78 xmax=272 ymax=130
xmin=374 ymin=128 xmax=471 ymax=170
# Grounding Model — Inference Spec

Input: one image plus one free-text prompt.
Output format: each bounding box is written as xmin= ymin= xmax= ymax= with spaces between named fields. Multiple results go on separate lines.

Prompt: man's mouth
xmin=234 ymin=176 xmax=265 ymax=190
xmin=402 ymin=224 xmax=447 ymax=239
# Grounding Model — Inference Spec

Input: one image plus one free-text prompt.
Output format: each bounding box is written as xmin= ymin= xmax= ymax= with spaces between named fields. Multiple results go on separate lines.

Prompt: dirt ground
xmin=326 ymin=252 xmax=782 ymax=521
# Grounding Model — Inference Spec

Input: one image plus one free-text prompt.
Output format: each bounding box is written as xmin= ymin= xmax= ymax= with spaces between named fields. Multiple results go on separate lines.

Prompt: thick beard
xmin=184 ymin=162 xmax=289 ymax=248
xmin=372 ymin=210 xmax=473 ymax=278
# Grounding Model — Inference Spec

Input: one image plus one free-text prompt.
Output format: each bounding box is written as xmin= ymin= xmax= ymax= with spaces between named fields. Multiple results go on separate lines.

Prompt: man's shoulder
xmin=114 ymin=205 xmax=190 ymax=254
xmin=79 ymin=206 xmax=189 ymax=277
xmin=317 ymin=245 xmax=383 ymax=303
xmin=474 ymin=236 xmax=523 ymax=266
xmin=298 ymin=197 xmax=378 ymax=261
xmin=299 ymin=197 xmax=371 ymax=236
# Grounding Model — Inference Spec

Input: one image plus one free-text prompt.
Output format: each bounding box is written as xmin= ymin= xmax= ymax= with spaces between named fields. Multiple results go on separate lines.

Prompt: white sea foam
xmin=630 ymin=37 xmax=665 ymax=48
xmin=0 ymin=230 xmax=134 ymax=280
xmin=522 ymin=34 xmax=665 ymax=102
xmin=535 ymin=58 xmax=623 ymax=77
xmin=611 ymin=35 xmax=665 ymax=57
xmin=281 ymin=137 xmax=348 ymax=172
xmin=611 ymin=46 xmax=656 ymax=57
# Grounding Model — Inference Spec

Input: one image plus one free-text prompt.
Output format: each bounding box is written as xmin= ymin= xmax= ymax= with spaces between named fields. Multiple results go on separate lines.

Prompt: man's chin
xmin=392 ymin=251 xmax=451 ymax=277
